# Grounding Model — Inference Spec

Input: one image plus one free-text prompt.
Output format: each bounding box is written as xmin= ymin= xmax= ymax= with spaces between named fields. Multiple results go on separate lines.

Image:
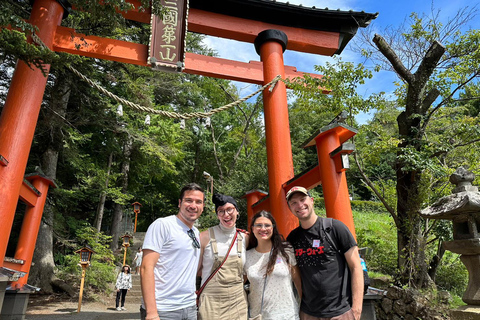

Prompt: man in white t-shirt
xmin=140 ymin=183 xmax=205 ymax=320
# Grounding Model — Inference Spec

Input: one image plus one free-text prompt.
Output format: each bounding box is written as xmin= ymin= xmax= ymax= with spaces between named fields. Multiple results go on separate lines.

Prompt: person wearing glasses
xmin=244 ymin=211 xmax=302 ymax=320
xmin=197 ymin=193 xmax=249 ymax=320
xmin=140 ymin=183 xmax=205 ymax=320
xmin=285 ymin=186 xmax=363 ymax=320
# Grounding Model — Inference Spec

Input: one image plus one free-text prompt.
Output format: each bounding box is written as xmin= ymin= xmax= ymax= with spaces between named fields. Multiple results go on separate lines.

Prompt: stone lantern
xmin=421 ymin=167 xmax=480 ymax=319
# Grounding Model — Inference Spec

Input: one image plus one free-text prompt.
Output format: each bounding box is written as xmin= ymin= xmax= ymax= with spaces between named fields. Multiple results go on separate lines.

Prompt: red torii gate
xmin=0 ymin=0 xmax=376 ymax=312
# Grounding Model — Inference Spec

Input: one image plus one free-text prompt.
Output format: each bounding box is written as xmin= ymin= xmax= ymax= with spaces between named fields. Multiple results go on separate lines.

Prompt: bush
xmin=56 ymin=224 xmax=116 ymax=296
xmin=434 ymin=251 xmax=468 ymax=297
xmin=353 ymin=209 xmax=398 ymax=275
xmin=314 ymin=198 xmax=388 ymax=214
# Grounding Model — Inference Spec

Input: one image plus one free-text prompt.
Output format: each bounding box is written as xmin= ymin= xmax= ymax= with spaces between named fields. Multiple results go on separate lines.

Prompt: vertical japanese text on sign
xmin=148 ymin=0 xmax=188 ymax=72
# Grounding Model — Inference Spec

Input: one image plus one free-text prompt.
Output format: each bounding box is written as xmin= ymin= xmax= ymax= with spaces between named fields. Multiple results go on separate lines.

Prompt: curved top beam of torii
xmin=52 ymin=0 xmax=377 ymax=84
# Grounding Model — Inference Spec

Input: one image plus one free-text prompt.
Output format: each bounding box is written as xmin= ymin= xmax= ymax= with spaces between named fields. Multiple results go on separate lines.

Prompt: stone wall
xmin=375 ymin=286 xmax=449 ymax=320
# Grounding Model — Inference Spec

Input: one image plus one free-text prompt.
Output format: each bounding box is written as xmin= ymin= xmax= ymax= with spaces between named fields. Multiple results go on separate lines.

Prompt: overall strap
xmin=209 ymin=227 xmax=219 ymax=262
xmin=236 ymin=230 xmax=243 ymax=257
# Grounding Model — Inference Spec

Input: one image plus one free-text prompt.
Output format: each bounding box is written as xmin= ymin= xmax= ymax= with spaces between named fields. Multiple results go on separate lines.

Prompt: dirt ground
xmin=24 ymin=293 xmax=142 ymax=320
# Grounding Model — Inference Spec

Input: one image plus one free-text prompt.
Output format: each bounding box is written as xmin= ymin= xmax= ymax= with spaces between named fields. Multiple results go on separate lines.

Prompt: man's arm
xmin=141 ymin=249 xmax=160 ymax=320
xmin=197 ymin=230 xmax=210 ymax=276
xmin=290 ymin=264 xmax=302 ymax=301
xmin=344 ymin=246 xmax=363 ymax=320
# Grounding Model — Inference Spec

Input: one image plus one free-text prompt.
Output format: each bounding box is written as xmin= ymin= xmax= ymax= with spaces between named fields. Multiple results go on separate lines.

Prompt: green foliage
xmin=56 ymin=224 xmax=116 ymax=294
xmin=434 ymin=251 xmax=468 ymax=296
xmin=353 ymin=210 xmax=398 ymax=275
xmin=350 ymin=200 xmax=390 ymax=214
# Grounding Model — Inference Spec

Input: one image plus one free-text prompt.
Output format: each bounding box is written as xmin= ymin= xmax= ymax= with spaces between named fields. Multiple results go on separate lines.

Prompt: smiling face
xmin=252 ymin=216 xmax=273 ymax=242
xmin=177 ymin=190 xmax=205 ymax=228
xmin=287 ymin=192 xmax=315 ymax=222
xmin=216 ymin=203 xmax=237 ymax=229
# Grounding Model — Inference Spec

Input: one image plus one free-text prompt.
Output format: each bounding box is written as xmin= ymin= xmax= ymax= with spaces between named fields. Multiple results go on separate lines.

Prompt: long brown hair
xmin=248 ymin=211 xmax=291 ymax=276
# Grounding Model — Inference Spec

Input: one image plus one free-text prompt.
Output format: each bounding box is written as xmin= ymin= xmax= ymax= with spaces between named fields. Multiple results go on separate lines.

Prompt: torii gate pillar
xmin=254 ymin=30 xmax=298 ymax=236
xmin=0 ymin=0 xmax=64 ymax=267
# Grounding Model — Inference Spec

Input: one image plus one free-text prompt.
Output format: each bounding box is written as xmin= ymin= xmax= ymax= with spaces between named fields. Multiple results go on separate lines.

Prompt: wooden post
xmin=11 ymin=175 xmax=56 ymax=288
xmin=254 ymin=30 xmax=298 ymax=237
xmin=0 ymin=0 xmax=64 ymax=267
xmin=134 ymin=212 xmax=138 ymax=233
xmin=77 ymin=265 xmax=87 ymax=313
xmin=314 ymin=125 xmax=357 ymax=238
xmin=123 ymin=245 xmax=129 ymax=266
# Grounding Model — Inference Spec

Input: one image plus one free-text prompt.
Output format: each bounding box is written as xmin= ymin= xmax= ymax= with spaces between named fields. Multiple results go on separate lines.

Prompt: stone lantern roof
xmin=420 ymin=167 xmax=480 ymax=220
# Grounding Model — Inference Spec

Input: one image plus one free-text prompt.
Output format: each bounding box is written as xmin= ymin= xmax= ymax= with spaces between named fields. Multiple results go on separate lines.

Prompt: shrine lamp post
xmin=75 ymin=245 xmax=95 ymax=313
xmin=121 ymin=233 xmax=132 ymax=266
xmin=203 ymin=171 xmax=214 ymax=198
xmin=132 ymin=202 xmax=142 ymax=233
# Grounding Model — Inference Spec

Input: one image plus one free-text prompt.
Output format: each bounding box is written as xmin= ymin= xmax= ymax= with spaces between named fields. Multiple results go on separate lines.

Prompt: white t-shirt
xmin=142 ymin=215 xmax=200 ymax=311
xmin=244 ymin=247 xmax=300 ymax=320
xmin=200 ymin=224 xmax=246 ymax=286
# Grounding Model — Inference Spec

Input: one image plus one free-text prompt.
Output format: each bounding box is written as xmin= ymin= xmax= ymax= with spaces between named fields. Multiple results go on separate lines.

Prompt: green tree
xmin=289 ymin=6 xmax=480 ymax=289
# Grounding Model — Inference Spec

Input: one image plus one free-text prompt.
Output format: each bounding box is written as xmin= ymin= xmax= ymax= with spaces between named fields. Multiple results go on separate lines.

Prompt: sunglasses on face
xmin=187 ymin=229 xmax=200 ymax=249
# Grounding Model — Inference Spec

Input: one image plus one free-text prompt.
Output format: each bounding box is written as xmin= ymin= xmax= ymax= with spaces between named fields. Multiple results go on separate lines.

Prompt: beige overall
xmin=198 ymin=228 xmax=248 ymax=320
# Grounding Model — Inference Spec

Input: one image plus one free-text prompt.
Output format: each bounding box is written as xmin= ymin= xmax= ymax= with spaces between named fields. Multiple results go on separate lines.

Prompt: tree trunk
xmin=373 ymin=34 xmax=445 ymax=289
xmin=110 ymin=134 xmax=133 ymax=251
xmin=395 ymin=114 xmax=434 ymax=289
xmin=428 ymin=239 xmax=446 ymax=282
xmin=29 ymin=75 xmax=71 ymax=292
xmin=94 ymin=152 xmax=113 ymax=232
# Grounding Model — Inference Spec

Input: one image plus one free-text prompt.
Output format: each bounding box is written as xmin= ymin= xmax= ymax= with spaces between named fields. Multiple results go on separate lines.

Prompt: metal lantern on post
xmin=121 ymin=233 xmax=132 ymax=266
xmin=203 ymin=171 xmax=214 ymax=199
xmin=75 ymin=245 xmax=95 ymax=313
xmin=132 ymin=202 xmax=142 ymax=233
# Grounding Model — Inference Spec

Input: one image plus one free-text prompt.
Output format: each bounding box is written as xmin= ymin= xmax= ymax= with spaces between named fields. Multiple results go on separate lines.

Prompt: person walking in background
xmin=115 ymin=265 xmax=132 ymax=311
xmin=197 ymin=193 xmax=249 ymax=320
xmin=286 ymin=186 xmax=363 ymax=320
xmin=133 ymin=247 xmax=143 ymax=275
xmin=244 ymin=211 xmax=302 ymax=320
xmin=140 ymin=183 xmax=205 ymax=320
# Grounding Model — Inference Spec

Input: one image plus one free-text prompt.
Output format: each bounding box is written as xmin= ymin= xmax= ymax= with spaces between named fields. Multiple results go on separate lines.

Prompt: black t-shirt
xmin=286 ymin=217 xmax=357 ymax=318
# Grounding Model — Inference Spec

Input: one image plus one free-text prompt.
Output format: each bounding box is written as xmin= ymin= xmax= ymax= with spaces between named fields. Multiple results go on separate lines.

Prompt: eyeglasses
xmin=217 ymin=207 xmax=235 ymax=216
xmin=253 ymin=223 xmax=273 ymax=229
xmin=187 ymin=229 xmax=200 ymax=249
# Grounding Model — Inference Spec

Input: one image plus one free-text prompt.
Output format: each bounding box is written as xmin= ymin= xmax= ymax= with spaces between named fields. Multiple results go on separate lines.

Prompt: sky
xmin=200 ymin=0 xmax=480 ymax=124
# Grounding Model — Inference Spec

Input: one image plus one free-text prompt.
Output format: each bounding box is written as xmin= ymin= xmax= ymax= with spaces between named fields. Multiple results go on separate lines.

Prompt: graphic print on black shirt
xmin=290 ymin=227 xmax=337 ymax=269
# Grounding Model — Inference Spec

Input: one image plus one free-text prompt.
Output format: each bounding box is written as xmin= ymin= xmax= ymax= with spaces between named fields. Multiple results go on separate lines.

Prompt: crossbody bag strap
xmin=196 ymin=231 xmax=238 ymax=297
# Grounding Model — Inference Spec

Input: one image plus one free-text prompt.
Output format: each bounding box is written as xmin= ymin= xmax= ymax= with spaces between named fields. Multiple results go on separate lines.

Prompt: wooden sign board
xmin=148 ymin=0 xmax=188 ymax=72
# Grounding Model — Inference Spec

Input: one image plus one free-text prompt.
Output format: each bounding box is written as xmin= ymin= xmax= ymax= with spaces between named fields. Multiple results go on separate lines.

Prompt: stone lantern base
xmin=451 ymin=305 xmax=480 ymax=320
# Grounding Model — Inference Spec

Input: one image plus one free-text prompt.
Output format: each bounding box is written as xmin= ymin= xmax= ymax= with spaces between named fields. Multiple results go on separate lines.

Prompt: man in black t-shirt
xmin=285 ymin=186 xmax=363 ymax=320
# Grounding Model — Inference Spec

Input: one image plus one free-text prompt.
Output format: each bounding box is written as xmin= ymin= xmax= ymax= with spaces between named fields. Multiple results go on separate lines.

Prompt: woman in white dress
xmin=244 ymin=211 xmax=302 ymax=320
xmin=132 ymin=247 xmax=143 ymax=275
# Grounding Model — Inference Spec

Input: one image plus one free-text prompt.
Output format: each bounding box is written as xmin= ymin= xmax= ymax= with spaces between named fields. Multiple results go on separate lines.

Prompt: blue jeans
xmin=140 ymin=305 xmax=197 ymax=320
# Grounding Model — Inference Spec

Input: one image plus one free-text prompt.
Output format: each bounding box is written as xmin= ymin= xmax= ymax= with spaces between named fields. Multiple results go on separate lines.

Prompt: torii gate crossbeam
xmin=0 ymin=0 xmax=377 ymax=275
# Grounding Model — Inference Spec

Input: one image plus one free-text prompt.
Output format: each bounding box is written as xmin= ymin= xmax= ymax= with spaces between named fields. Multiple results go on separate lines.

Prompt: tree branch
xmin=227 ymin=101 xmax=261 ymax=175
xmin=353 ymin=152 xmax=398 ymax=225
xmin=414 ymin=40 xmax=446 ymax=85
xmin=421 ymin=88 xmax=441 ymax=114
xmin=423 ymin=69 xmax=480 ymax=131
xmin=373 ymin=34 xmax=415 ymax=84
